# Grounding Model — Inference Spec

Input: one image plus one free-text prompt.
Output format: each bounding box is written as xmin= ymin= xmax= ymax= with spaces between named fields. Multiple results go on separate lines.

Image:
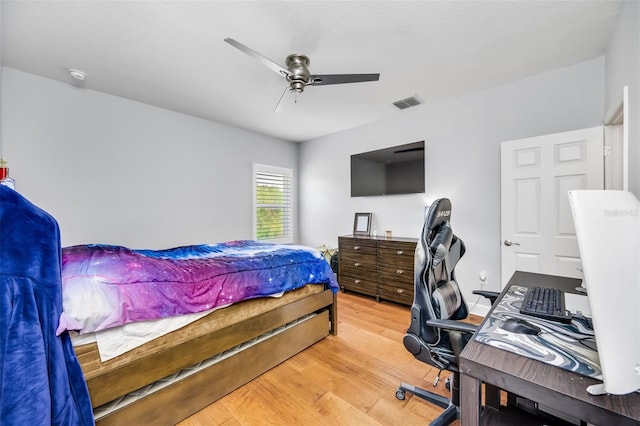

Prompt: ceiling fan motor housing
xmin=286 ymin=54 xmax=310 ymax=92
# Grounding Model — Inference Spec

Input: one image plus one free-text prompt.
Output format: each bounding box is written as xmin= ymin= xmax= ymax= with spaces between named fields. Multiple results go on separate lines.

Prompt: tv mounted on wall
xmin=351 ymin=141 xmax=425 ymax=197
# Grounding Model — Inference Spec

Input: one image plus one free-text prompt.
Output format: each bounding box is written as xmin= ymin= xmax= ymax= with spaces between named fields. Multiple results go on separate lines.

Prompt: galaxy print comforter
xmin=58 ymin=240 xmax=339 ymax=335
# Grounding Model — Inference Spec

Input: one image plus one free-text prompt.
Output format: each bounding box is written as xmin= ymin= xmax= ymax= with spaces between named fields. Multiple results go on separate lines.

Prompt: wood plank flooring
xmin=179 ymin=291 xmax=482 ymax=426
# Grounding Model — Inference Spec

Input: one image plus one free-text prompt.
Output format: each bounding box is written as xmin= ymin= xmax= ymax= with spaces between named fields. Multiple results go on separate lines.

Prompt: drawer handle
xmin=396 ymin=269 xmax=404 ymax=275
xmin=354 ymin=262 xmax=361 ymax=267
xmin=354 ymin=246 xmax=360 ymax=250
xmin=397 ymin=250 xmax=404 ymax=255
xmin=397 ymin=288 xmax=404 ymax=294
xmin=354 ymin=279 xmax=361 ymax=284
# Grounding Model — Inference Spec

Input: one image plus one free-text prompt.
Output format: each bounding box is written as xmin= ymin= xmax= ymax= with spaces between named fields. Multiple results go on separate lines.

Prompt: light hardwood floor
xmin=179 ymin=291 xmax=481 ymax=426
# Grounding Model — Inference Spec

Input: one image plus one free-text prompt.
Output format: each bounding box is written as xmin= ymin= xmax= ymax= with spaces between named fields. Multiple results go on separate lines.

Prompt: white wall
xmin=605 ymin=0 xmax=640 ymax=196
xmin=3 ymin=68 xmax=298 ymax=249
xmin=299 ymin=58 xmax=605 ymax=312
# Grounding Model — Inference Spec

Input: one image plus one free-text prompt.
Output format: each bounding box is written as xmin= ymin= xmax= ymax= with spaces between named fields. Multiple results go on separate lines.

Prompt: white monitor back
xmin=568 ymin=190 xmax=640 ymax=395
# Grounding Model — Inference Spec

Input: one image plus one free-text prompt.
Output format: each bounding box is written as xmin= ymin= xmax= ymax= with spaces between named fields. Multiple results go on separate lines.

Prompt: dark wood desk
xmin=459 ymin=271 xmax=640 ymax=426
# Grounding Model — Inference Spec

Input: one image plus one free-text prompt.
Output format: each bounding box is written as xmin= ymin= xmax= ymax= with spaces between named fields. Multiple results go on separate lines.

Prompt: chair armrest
xmin=426 ymin=319 xmax=477 ymax=334
xmin=472 ymin=290 xmax=500 ymax=305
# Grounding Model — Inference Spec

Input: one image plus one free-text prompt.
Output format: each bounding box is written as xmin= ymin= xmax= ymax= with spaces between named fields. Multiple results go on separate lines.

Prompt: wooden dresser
xmin=338 ymin=235 xmax=418 ymax=305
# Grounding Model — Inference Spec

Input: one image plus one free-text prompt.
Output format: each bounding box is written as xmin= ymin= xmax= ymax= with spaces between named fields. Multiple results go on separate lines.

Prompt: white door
xmin=500 ymin=127 xmax=604 ymax=287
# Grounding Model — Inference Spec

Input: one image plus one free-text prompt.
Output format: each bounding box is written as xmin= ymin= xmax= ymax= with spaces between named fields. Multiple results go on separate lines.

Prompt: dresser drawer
xmin=377 ymin=240 xmax=416 ymax=253
xmin=377 ymin=264 xmax=414 ymax=284
xmin=377 ymin=241 xmax=416 ymax=269
xmin=338 ymin=238 xmax=377 ymax=255
xmin=339 ymin=251 xmax=377 ymax=269
xmin=378 ymin=284 xmax=414 ymax=305
xmin=340 ymin=265 xmax=378 ymax=282
xmin=377 ymin=249 xmax=414 ymax=269
xmin=378 ymin=277 xmax=413 ymax=292
xmin=339 ymin=277 xmax=378 ymax=297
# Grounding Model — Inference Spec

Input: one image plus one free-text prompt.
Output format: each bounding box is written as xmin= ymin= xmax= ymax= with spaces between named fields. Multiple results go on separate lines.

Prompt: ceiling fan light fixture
xmin=289 ymin=81 xmax=305 ymax=93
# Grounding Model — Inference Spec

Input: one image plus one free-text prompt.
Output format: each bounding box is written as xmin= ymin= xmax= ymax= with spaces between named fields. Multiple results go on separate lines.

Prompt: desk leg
xmin=460 ymin=373 xmax=481 ymax=426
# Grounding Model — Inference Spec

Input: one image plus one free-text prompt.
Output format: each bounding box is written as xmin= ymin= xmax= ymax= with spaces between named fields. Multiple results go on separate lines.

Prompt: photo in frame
xmin=353 ymin=212 xmax=372 ymax=236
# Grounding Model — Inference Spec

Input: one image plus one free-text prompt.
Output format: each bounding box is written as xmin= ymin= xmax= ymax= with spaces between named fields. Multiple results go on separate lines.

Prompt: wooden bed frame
xmin=73 ymin=284 xmax=337 ymax=425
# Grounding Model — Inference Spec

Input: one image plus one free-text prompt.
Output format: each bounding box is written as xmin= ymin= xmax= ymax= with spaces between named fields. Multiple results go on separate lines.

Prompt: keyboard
xmin=520 ymin=287 xmax=572 ymax=323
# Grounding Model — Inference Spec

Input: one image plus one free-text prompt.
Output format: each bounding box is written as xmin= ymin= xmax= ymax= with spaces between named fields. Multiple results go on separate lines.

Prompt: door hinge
xmin=603 ymin=145 xmax=612 ymax=157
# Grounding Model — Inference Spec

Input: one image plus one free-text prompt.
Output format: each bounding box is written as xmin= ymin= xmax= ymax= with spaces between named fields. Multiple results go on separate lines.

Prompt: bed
xmin=61 ymin=240 xmax=339 ymax=425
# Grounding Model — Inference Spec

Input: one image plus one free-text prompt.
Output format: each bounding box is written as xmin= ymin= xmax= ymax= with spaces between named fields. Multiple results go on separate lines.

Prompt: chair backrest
xmin=411 ymin=198 xmax=468 ymax=345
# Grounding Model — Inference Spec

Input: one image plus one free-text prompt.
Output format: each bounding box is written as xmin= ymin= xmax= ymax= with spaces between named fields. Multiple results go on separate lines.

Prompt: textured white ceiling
xmin=1 ymin=1 xmax=622 ymax=142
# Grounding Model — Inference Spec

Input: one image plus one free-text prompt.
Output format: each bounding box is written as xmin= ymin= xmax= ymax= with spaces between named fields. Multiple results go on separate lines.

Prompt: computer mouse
xmin=500 ymin=318 xmax=541 ymax=335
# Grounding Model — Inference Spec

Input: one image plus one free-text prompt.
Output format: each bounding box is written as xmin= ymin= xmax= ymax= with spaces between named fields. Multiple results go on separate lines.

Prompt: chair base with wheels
xmin=397 ymin=374 xmax=459 ymax=426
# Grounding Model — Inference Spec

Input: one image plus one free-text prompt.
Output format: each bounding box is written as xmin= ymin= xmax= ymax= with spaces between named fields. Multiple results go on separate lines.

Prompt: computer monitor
xmin=568 ymin=190 xmax=640 ymax=395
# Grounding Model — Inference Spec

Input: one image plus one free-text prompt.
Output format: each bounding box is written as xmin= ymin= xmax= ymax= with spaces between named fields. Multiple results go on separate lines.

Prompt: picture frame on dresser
xmin=353 ymin=212 xmax=372 ymax=236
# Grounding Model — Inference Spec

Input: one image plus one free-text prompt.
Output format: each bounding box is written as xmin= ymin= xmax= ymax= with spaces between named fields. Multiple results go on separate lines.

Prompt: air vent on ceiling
xmin=393 ymin=95 xmax=422 ymax=110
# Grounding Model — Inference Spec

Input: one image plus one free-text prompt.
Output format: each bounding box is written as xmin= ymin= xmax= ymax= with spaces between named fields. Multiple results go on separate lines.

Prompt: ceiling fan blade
xmin=224 ymin=38 xmax=290 ymax=77
xmin=309 ymin=73 xmax=380 ymax=86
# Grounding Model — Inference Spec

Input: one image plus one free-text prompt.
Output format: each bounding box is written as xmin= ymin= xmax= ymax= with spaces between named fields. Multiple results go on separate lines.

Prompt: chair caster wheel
xmin=396 ymin=389 xmax=406 ymax=400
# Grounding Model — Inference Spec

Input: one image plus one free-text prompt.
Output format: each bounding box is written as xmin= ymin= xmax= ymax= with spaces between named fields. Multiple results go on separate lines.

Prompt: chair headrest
xmin=423 ymin=198 xmax=454 ymax=264
xmin=424 ymin=198 xmax=452 ymax=234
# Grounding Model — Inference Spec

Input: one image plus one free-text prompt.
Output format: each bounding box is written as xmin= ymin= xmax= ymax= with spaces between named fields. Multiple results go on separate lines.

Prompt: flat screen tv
xmin=351 ymin=141 xmax=425 ymax=197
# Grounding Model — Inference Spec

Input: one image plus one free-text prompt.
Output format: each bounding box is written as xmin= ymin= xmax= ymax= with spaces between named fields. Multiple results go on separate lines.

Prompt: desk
xmin=459 ymin=271 xmax=640 ymax=426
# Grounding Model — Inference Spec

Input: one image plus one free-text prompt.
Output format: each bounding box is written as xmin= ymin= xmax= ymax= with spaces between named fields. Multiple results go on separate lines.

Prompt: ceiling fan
xmin=224 ymin=38 xmax=380 ymax=109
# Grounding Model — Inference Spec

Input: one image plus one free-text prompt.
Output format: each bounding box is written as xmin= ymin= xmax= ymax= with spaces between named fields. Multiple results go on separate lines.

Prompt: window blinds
xmin=255 ymin=170 xmax=292 ymax=241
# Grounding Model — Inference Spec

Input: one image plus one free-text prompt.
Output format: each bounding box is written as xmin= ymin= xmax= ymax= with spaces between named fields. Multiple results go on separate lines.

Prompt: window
xmin=253 ymin=164 xmax=293 ymax=244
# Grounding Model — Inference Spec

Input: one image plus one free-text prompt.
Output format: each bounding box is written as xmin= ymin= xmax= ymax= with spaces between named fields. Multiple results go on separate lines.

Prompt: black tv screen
xmin=351 ymin=141 xmax=425 ymax=197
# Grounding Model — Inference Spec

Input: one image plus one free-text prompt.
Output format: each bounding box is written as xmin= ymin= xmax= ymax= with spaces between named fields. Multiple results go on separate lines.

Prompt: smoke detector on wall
xmin=68 ymin=69 xmax=86 ymax=81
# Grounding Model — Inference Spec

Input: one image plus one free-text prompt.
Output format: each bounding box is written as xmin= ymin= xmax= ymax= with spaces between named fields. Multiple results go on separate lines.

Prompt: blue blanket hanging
xmin=0 ymin=186 xmax=94 ymax=425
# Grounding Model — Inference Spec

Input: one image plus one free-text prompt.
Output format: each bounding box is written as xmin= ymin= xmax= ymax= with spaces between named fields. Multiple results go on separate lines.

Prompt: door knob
xmin=504 ymin=240 xmax=520 ymax=246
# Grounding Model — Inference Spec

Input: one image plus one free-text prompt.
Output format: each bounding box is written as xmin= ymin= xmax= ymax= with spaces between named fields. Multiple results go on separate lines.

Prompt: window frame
xmin=252 ymin=163 xmax=294 ymax=244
